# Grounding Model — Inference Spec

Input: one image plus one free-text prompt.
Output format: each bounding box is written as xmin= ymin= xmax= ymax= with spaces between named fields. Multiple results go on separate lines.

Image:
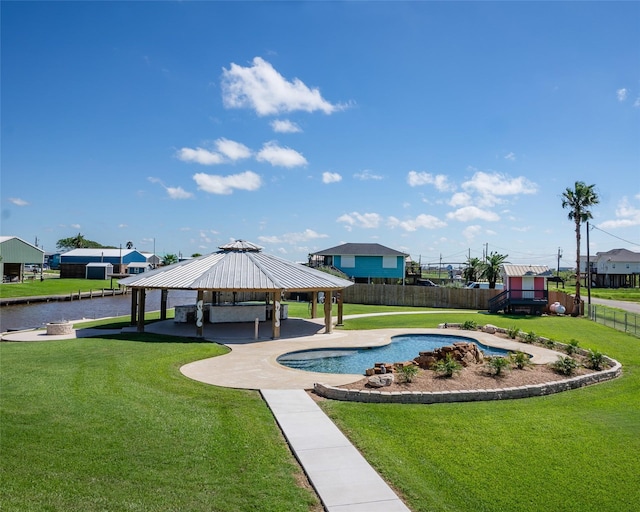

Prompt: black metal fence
xmin=588 ymin=305 xmax=639 ymax=337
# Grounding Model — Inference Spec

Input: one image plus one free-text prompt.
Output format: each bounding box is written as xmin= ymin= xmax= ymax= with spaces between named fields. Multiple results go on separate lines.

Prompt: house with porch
xmin=309 ymin=243 xmax=408 ymax=284
xmin=488 ymin=264 xmax=553 ymax=315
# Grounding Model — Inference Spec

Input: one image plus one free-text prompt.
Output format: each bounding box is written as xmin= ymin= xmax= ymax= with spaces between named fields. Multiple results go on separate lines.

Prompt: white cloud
xmin=71 ymin=224 xmax=81 ymax=229
xmin=322 ymin=172 xmax=342 ymax=184
xmin=148 ymin=177 xmax=193 ymax=199
xmin=504 ymin=152 xmax=516 ymax=161
xmin=271 ymin=119 xmax=302 ymax=133
xmin=407 ymin=171 xmax=453 ymax=191
xmin=193 ymin=170 xmax=262 ymax=195
xmin=336 ymin=212 xmax=382 ymax=229
xmin=176 ymin=147 xmax=225 ymax=165
xmin=598 ymin=197 xmax=640 ymax=228
xmin=8 ymin=197 xmax=29 ymax=206
xmin=448 ymin=192 xmax=472 ymax=207
xmin=634 ymin=97 xmax=640 ymax=108
xmin=258 ymin=229 xmax=328 ymax=245
xmin=446 ymin=206 xmax=500 ymax=222
xmin=215 ymin=138 xmax=252 ymax=160
xmin=462 ymin=225 xmax=482 ymax=242
xmin=256 ymin=141 xmax=307 ymax=168
xmin=354 ymin=170 xmax=383 ymax=181
xmin=387 ymin=214 xmax=447 ymax=232
xmin=461 ymin=171 xmax=537 ymax=207
xmin=166 ymin=186 xmax=193 ymax=200
xmin=617 ymin=88 xmax=628 ymax=101
xmin=177 ymin=138 xmax=251 ymax=165
xmin=221 ymin=56 xmax=343 ymax=116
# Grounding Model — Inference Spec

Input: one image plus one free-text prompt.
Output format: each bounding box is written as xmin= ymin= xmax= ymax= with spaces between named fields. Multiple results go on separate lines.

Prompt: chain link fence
xmin=588 ymin=305 xmax=639 ymax=337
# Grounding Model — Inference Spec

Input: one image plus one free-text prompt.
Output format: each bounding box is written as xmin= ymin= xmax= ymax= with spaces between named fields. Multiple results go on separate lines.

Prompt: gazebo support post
xmin=160 ymin=289 xmax=168 ymax=320
xmin=196 ymin=290 xmax=204 ymax=338
xmin=136 ymin=288 xmax=146 ymax=333
xmin=271 ymin=290 xmax=282 ymax=339
xmin=130 ymin=287 xmax=138 ymax=326
xmin=310 ymin=292 xmax=318 ymax=318
xmin=336 ymin=291 xmax=344 ymax=326
xmin=324 ymin=289 xmax=333 ymax=334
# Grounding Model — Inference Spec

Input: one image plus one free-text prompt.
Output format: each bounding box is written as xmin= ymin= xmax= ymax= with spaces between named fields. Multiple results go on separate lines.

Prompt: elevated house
xmin=592 ymin=248 xmax=640 ymax=288
xmin=310 ymin=243 xmax=408 ymax=284
xmin=488 ymin=264 xmax=553 ymax=315
xmin=0 ymin=236 xmax=45 ymax=282
xmin=60 ymin=248 xmax=147 ymax=278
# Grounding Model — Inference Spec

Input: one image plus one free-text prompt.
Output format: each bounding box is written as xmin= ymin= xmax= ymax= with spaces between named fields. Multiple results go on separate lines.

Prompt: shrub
xmin=433 ymin=354 xmax=462 ymax=378
xmin=565 ymin=339 xmax=580 ymax=355
xmin=552 ymin=356 xmax=578 ymax=376
xmin=586 ymin=349 xmax=606 ymax=371
xmin=486 ymin=356 xmax=510 ymax=376
xmin=541 ymin=338 xmax=555 ymax=349
xmin=507 ymin=326 xmax=520 ymax=339
xmin=522 ymin=331 xmax=538 ymax=344
xmin=397 ymin=363 xmax=420 ymax=383
xmin=461 ymin=320 xmax=478 ymax=331
xmin=510 ymin=351 xmax=532 ymax=370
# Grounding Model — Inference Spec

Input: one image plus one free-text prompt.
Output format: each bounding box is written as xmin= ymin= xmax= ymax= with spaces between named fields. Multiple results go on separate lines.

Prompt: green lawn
xmin=0 ymin=333 xmax=318 ymax=512
xmin=2 ymin=306 xmax=639 ymax=511
xmin=321 ymin=313 xmax=640 ymax=512
xmin=0 ymin=278 xmax=117 ymax=298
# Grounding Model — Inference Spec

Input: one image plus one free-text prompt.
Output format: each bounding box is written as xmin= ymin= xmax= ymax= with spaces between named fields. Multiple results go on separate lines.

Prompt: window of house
xmin=341 ymin=255 xmax=355 ymax=268
xmin=382 ymin=256 xmax=397 ymax=268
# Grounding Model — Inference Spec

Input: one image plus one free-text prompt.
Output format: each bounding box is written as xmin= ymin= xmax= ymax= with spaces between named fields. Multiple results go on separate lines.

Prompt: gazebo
xmin=118 ymin=240 xmax=354 ymax=339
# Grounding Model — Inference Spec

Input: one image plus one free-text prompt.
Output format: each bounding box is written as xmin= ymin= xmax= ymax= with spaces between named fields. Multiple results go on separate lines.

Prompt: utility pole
xmin=557 ymin=247 xmax=562 ymax=288
xmin=586 ymin=221 xmax=591 ymax=313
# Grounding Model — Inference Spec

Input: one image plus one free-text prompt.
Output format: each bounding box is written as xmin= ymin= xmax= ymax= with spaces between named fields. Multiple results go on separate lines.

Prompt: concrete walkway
xmin=262 ymin=389 xmax=410 ymax=512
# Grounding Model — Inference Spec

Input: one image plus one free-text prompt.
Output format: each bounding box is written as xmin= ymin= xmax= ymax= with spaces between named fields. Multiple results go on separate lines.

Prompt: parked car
xmin=466 ymin=282 xmax=504 ymax=290
xmin=417 ymin=279 xmax=439 ymax=287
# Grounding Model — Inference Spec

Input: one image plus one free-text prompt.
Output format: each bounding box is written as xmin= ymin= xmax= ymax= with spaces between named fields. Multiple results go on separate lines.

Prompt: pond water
xmin=0 ymin=290 xmax=197 ymax=332
xmin=277 ymin=334 xmax=511 ymax=375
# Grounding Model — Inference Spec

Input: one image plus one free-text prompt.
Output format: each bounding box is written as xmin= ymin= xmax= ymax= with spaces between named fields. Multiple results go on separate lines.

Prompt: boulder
xmin=367 ymin=374 xmax=395 ymax=388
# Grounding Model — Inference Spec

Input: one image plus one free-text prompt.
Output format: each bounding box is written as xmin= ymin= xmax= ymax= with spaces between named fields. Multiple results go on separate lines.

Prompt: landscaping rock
xmin=368 ymin=374 xmax=394 ymax=387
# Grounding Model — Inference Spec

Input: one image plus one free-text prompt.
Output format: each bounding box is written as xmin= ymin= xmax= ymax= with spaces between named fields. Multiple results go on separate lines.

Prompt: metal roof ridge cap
xmin=246 ymin=251 xmax=285 ymax=289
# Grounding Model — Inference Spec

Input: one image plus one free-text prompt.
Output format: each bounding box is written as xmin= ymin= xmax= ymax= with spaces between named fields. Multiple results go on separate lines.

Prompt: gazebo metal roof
xmin=119 ymin=240 xmax=354 ymax=292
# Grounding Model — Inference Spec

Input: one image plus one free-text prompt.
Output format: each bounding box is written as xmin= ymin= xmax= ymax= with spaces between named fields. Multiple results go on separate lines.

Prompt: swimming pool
xmin=277 ymin=333 xmax=511 ymax=375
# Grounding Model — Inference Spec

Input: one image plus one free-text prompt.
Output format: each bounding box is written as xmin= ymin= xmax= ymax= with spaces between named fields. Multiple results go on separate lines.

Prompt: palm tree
xmin=463 ymin=257 xmax=482 ymax=283
xmin=481 ymin=252 xmax=508 ymax=289
xmin=561 ymin=181 xmax=599 ymax=316
xmin=162 ymin=253 xmax=178 ymax=266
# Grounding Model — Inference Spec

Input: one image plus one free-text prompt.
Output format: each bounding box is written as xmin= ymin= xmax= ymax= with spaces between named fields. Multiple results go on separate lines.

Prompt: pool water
xmin=277 ymin=334 xmax=511 ymax=375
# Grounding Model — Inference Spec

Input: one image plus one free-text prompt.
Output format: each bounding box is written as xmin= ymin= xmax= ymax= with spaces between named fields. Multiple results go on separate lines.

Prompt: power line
xmin=591 ymin=225 xmax=640 ymax=247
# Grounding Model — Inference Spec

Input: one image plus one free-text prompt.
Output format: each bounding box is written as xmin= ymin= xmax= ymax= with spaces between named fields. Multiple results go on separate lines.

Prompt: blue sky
xmin=2 ymin=1 xmax=639 ymax=268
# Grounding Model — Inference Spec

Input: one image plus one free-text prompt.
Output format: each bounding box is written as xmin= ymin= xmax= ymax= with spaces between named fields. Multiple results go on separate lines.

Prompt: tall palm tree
xmin=561 ymin=181 xmax=599 ymax=316
xmin=481 ymin=252 xmax=508 ymax=289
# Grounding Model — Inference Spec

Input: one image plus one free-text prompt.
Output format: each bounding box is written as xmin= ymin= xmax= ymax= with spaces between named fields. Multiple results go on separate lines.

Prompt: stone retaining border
xmin=314 ymin=356 xmax=622 ymax=404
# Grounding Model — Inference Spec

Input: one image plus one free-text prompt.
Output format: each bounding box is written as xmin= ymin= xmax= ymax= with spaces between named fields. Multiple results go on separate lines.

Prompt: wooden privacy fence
xmin=341 ymin=284 xmax=580 ymax=313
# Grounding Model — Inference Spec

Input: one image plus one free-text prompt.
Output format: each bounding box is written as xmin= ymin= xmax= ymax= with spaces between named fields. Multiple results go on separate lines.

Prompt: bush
xmin=510 ymin=351 xmax=532 ymax=370
xmin=396 ymin=363 xmax=420 ymax=383
xmin=461 ymin=320 xmax=478 ymax=331
xmin=507 ymin=326 xmax=521 ymax=339
xmin=565 ymin=339 xmax=580 ymax=355
xmin=541 ymin=338 xmax=556 ymax=349
xmin=433 ymin=354 xmax=462 ymax=378
xmin=586 ymin=349 xmax=606 ymax=371
xmin=552 ymin=356 xmax=578 ymax=376
xmin=522 ymin=331 xmax=539 ymax=344
xmin=486 ymin=356 xmax=510 ymax=376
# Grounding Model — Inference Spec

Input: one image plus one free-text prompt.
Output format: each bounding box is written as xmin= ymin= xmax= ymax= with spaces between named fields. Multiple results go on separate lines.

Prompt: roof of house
xmin=595 ymin=248 xmax=640 ymax=262
xmin=312 ymin=243 xmax=408 ymax=257
xmin=501 ymin=264 xmax=553 ymax=277
xmin=61 ymin=248 xmax=140 ymax=258
xmin=119 ymin=240 xmax=354 ymax=292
